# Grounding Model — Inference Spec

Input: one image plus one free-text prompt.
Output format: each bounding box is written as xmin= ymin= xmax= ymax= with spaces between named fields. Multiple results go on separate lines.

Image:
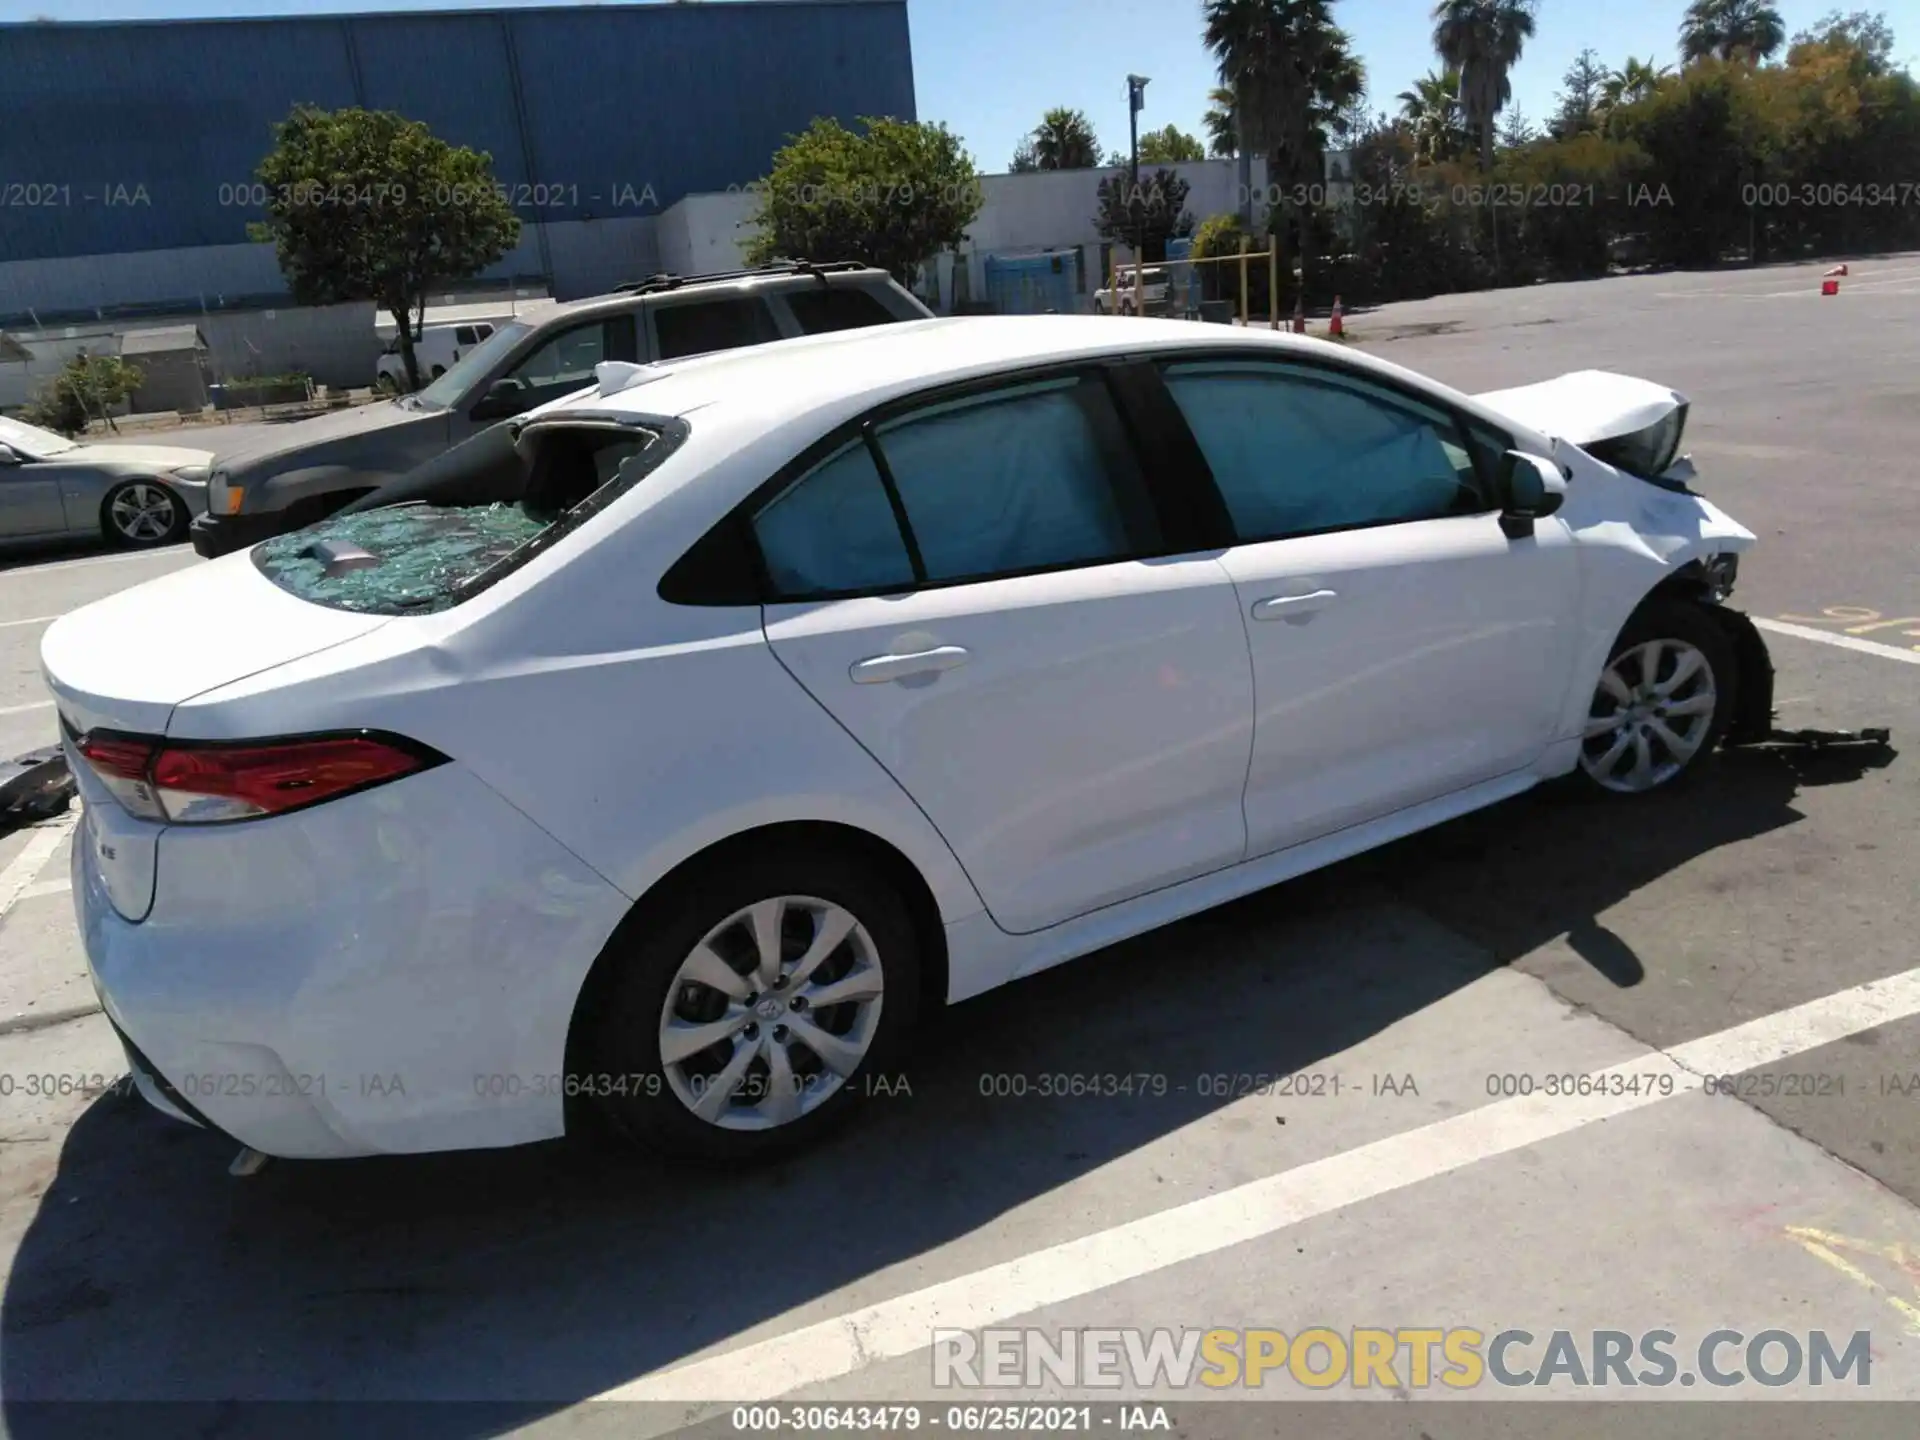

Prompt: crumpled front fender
xmin=1702 ymin=606 xmax=1777 ymax=747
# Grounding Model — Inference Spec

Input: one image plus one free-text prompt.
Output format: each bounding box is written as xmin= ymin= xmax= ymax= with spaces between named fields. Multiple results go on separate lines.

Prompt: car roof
xmin=546 ymin=314 xmax=1535 ymax=442
xmin=535 ymin=267 xmax=896 ymax=326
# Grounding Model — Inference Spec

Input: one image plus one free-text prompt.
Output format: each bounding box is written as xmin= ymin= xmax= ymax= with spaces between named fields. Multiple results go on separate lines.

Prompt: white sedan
xmin=40 ymin=317 xmax=1771 ymax=1165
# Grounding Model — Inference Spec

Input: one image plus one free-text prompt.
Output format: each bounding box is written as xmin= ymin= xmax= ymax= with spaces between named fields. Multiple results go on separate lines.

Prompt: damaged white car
xmin=42 ymin=316 xmax=1773 ymax=1166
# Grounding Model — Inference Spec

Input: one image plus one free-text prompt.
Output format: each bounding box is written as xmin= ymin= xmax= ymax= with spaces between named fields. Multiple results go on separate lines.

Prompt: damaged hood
xmin=1474 ymin=370 xmax=1685 ymax=446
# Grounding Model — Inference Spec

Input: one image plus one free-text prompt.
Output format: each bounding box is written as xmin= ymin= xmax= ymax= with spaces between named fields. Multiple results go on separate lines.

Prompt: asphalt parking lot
xmin=3 ymin=254 xmax=1919 ymax=1438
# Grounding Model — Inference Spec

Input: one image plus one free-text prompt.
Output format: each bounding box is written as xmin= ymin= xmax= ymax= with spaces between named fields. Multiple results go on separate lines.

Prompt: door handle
xmin=1251 ymin=589 xmax=1337 ymax=621
xmin=849 ymin=645 xmax=970 ymax=684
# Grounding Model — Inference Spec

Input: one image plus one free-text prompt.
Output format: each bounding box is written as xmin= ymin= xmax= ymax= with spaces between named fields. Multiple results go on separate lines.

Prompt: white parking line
xmin=596 ymin=964 xmax=1920 ymax=1412
xmin=0 ymin=812 xmax=75 ymax=926
xmin=1754 ymin=617 xmax=1920 ymax=666
xmin=0 ymin=700 xmax=53 ymax=717
xmin=0 ymin=615 xmax=59 ymax=630
xmin=0 ymin=547 xmax=191 ymax=579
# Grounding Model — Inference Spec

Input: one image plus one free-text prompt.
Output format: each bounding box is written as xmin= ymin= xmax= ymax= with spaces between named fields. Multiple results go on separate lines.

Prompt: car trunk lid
xmin=41 ymin=555 xmax=391 ymax=922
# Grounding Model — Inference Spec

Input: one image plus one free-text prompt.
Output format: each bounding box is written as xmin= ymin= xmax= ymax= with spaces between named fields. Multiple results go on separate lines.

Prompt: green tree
xmin=1791 ymin=9 xmax=1896 ymax=73
xmin=1551 ymin=48 xmax=1609 ymax=138
xmin=1680 ymin=0 xmax=1787 ymax=63
xmin=1432 ymin=0 xmax=1536 ymax=275
xmin=1093 ymin=167 xmax=1194 ymax=261
xmin=1017 ymin=108 xmax=1103 ymax=170
xmin=746 ymin=117 xmax=982 ymax=285
xmin=1202 ymin=86 xmax=1240 ymax=156
xmin=1138 ymin=125 xmax=1207 ymax=163
xmin=1604 ymin=57 xmax=1673 ymax=109
xmin=1498 ymin=104 xmax=1536 ymax=147
xmin=1397 ymin=68 xmax=1468 ymax=161
xmin=22 ymin=353 xmax=145 ymax=436
xmin=1431 ymin=0 xmax=1537 ymax=169
xmin=249 ymin=106 xmax=519 ymax=392
xmin=1189 ymin=211 xmax=1265 ymax=308
xmin=1203 ymin=0 xmax=1367 ymax=301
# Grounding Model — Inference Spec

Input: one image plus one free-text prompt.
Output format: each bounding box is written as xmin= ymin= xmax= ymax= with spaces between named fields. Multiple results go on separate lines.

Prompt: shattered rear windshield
xmin=252 ymin=415 xmax=685 ymax=616
xmin=253 ymin=505 xmax=547 ymax=615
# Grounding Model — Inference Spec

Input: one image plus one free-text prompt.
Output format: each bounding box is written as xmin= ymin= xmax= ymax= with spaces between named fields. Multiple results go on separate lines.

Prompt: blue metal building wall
xmin=0 ymin=0 xmax=915 ymax=264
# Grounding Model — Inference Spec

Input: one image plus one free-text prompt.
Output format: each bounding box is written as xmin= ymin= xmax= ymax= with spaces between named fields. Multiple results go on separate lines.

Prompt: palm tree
xmin=1608 ymin=56 xmax=1671 ymax=104
xmin=1203 ymin=0 xmax=1367 ymax=297
xmin=1431 ymin=0 xmax=1536 ymax=170
xmin=1431 ymin=0 xmax=1534 ymax=277
xmin=1028 ymin=108 xmax=1102 ymax=170
xmin=1203 ymin=86 xmax=1239 ymax=158
xmin=1680 ymin=0 xmax=1786 ymax=63
xmin=1396 ymin=67 xmax=1466 ymax=163
xmin=1597 ymin=55 xmax=1672 ymax=122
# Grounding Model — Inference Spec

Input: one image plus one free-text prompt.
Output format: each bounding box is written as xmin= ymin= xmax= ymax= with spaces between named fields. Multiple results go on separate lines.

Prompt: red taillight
xmin=77 ymin=731 xmax=442 ymax=824
xmin=77 ymin=734 xmax=165 ymax=821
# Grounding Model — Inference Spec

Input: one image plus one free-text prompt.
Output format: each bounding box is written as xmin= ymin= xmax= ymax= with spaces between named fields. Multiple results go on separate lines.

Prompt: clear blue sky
xmin=1 ymin=0 xmax=1893 ymax=173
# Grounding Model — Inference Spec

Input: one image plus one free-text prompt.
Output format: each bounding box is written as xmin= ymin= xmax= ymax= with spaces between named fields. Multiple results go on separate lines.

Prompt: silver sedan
xmin=0 ymin=415 xmax=213 ymax=549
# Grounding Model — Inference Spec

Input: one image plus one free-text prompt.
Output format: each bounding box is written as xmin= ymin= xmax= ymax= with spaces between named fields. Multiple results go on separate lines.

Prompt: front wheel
xmin=583 ymin=845 xmax=921 ymax=1162
xmin=101 ymin=480 xmax=187 ymax=548
xmin=1576 ymin=597 xmax=1734 ymax=795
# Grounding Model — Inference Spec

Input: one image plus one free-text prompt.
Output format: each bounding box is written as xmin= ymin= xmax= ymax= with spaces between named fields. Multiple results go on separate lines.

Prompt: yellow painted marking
xmin=1773 ymin=606 xmax=1920 ymax=650
xmin=1784 ymin=1226 xmax=1920 ymax=1335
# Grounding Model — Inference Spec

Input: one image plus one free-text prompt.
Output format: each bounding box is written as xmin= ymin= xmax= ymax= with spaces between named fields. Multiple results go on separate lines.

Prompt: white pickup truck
xmin=1094 ymin=265 xmax=1173 ymax=316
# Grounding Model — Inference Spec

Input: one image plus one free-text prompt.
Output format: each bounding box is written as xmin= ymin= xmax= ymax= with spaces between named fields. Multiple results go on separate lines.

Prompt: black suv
xmin=192 ymin=261 xmax=934 ymax=558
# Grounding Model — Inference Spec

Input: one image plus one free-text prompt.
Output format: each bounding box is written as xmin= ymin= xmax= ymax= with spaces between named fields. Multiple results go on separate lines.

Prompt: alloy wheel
xmin=108 ymin=483 xmax=181 ymax=544
xmin=656 ymin=894 xmax=884 ymax=1131
xmin=1579 ymin=637 xmax=1718 ymax=793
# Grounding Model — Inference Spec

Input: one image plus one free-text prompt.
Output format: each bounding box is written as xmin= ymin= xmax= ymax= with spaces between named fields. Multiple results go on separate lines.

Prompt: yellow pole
xmin=1238 ymin=236 xmax=1249 ymax=327
xmin=1268 ymin=246 xmax=1279 ymax=329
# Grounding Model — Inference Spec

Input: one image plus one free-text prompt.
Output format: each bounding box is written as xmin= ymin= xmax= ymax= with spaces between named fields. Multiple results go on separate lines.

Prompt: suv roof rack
xmin=610 ymin=260 xmax=868 ymax=295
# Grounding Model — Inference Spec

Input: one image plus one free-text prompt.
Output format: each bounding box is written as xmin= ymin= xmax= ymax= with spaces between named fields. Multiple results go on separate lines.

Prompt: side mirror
xmin=470 ymin=377 xmax=528 ymax=422
xmin=1497 ymin=450 xmax=1567 ymax=540
xmin=0 ymin=444 xmax=19 ymax=466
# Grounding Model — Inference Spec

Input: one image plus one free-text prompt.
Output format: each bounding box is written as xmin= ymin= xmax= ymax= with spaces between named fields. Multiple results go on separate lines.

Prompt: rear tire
xmin=583 ymin=844 xmax=921 ymax=1163
xmin=1574 ymin=596 xmax=1735 ymax=796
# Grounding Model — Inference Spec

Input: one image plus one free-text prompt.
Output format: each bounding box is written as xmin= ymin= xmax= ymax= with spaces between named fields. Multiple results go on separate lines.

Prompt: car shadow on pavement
xmin=1347 ymin=741 xmax=1897 ymax=989
xmin=0 ymin=742 xmax=1893 ymax=1434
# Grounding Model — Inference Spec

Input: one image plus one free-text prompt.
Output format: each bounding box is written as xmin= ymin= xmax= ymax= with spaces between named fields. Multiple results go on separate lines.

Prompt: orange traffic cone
xmin=1328 ymin=296 xmax=1345 ymax=337
xmin=1824 ymin=263 xmax=1848 ymax=277
xmin=1291 ymin=293 xmax=1306 ymax=334
xmin=1821 ymin=278 xmax=1840 ymax=296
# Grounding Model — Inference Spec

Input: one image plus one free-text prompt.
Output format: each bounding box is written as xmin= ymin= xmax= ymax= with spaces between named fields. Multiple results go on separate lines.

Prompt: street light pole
xmin=1127 ymin=73 xmax=1149 ymax=316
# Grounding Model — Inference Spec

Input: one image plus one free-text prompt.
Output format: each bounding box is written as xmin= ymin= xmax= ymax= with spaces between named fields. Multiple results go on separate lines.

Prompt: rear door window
xmin=651 ymin=298 xmax=782 ymax=360
xmin=749 ymin=374 xmax=1161 ymax=599
xmin=783 ymin=286 xmax=900 ymax=334
xmin=455 ymin=326 xmax=479 ymax=346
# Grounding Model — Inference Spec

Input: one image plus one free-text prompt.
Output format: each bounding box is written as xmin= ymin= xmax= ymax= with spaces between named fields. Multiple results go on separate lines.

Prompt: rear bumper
xmin=75 ymin=763 xmax=634 ymax=1159
xmin=189 ymin=509 xmax=290 ymax=559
